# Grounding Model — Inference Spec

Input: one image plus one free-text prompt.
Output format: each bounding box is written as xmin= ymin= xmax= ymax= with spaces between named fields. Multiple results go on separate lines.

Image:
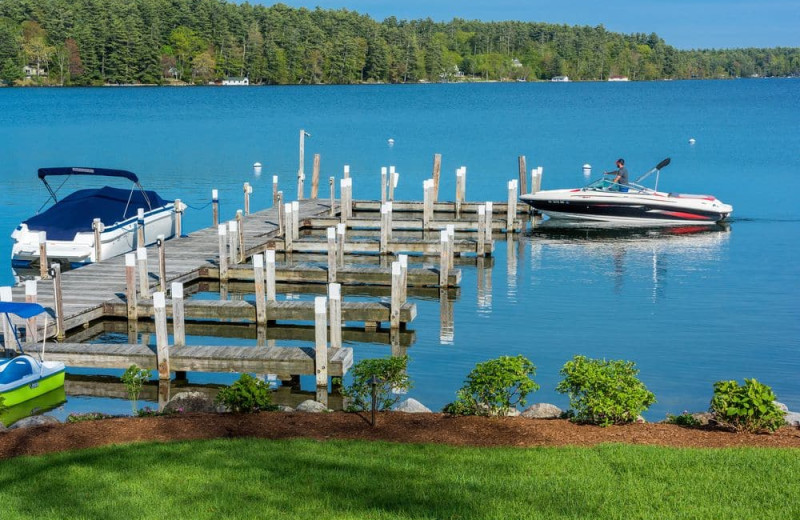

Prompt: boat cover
xmin=0 ymin=302 xmax=48 ymax=319
xmin=23 ymin=186 xmax=170 ymax=240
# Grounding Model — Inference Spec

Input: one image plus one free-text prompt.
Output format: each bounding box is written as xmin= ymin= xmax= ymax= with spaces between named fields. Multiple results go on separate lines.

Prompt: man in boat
xmin=604 ymin=158 xmax=629 ymax=191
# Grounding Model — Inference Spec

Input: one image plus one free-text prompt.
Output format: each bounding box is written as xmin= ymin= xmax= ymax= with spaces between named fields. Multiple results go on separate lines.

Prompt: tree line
xmin=1 ymin=0 xmax=798 ymax=86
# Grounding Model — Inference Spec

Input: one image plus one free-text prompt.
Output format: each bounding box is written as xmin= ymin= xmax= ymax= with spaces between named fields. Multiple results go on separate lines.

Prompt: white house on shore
xmin=608 ymin=75 xmax=630 ymax=82
xmin=222 ymin=77 xmax=249 ymax=86
xmin=551 ymin=75 xmax=570 ymax=82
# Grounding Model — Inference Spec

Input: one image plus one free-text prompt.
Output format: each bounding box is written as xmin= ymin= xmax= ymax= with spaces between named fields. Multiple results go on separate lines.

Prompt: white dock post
xmin=439 ymin=230 xmax=450 ymax=287
xmin=311 ymin=153 xmax=321 ymax=199
xmin=125 ymin=253 xmax=138 ymax=322
xmin=507 ymin=180 xmax=518 ymax=233
xmin=328 ymin=283 xmax=342 ymax=350
xmin=518 ymin=156 xmax=528 ymax=195
xmin=277 ymin=191 xmax=284 ymax=236
xmin=38 ymin=231 xmax=49 ymax=279
xmin=477 ymin=205 xmax=486 ymax=257
xmin=455 ymin=167 xmax=466 ymax=218
xmin=291 ymin=200 xmax=300 ymax=241
xmin=24 ymin=280 xmax=38 ymax=343
xmin=253 ymin=254 xmax=266 ymax=326
xmin=272 ymin=176 xmax=279 ymax=207
xmin=265 ymin=249 xmax=277 ymax=302
xmin=137 ymin=208 xmax=145 ymax=247
xmin=136 ymin=247 xmax=149 ymax=298
xmin=0 ymin=287 xmax=13 ymax=350
xmin=174 ymin=199 xmax=183 ymax=238
xmin=327 ymin=227 xmax=337 ymax=283
xmin=485 ymin=201 xmax=494 ymax=253
xmin=432 ymin=154 xmax=442 ymax=202
xmin=447 ymin=224 xmax=456 ymax=271
xmin=388 ymin=166 xmax=397 ymax=201
xmin=423 ymin=179 xmax=433 ymax=229
xmin=217 ymin=224 xmax=228 ymax=281
xmin=532 ymin=166 xmax=543 ymax=193
xmin=157 ymin=234 xmax=166 ymax=293
xmin=381 ymin=166 xmax=388 ymax=203
xmin=329 ymin=176 xmax=336 ymax=216
xmin=390 ymin=261 xmax=402 ymax=329
xmin=340 ymin=177 xmax=352 ymax=223
xmin=398 ymin=254 xmax=408 ymax=304
xmin=314 ymin=296 xmax=328 ymax=388
xmin=171 ymin=282 xmax=185 ymax=347
xmin=228 ymin=220 xmax=238 ymax=264
xmin=153 ymin=291 xmax=170 ymax=381
xmin=50 ymin=263 xmax=65 ymax=340
xmin=236 ymin=209 xmax=245 ymax=262
xmin=284 ymin=203 xmax=294 ymax=251
xmin=336 ymin=223 xmax=346 ymax=267
xmin=298 ymin=129 xmax=308 ymax=201
xmin=92 ymin=218 xmax=103 ymax=262
xmin=243 ymin=182 xmax=252 ymax=215
xmin=212 ymin=189 xmax=219 ymax=227
xmin=343 ymin=164 xmax=350 ymax=179
xmin=380 ymin=202 xmax=390 ymax=254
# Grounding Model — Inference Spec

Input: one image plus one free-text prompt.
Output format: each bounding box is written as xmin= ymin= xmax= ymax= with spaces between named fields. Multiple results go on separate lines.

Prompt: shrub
xmin=710 ymin=379 xmax=785 ymax=433
xmin=342 ymin=356 xmax=411 ymax=412
xmin=444 ymin=355 xmax=539 ymax=417
xmin=665 ymin=412 xmax=702 ymax=428
xmin=215 ymin=374 xmax=275 ymax=413
xmin=67 ymin=412 xmax=116 ymax=423
xmin=556 ymin=355 xmax=655 ymax=426
xmin=121 ymin=364 xmax=151 ymax=413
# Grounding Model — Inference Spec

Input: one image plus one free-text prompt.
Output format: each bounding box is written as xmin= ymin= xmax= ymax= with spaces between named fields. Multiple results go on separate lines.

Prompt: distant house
xmin=23 ymin=65 xmax=47 ymax=78
xmin=222 ymin=77 xmax=249 ymax=86
xmin=551 ymin=75 xmax=570 ymax=82
xmin=511 ymin=58 xmax=523 ymax=68
xmin=608 ymin=75 xmax=629 ymax=82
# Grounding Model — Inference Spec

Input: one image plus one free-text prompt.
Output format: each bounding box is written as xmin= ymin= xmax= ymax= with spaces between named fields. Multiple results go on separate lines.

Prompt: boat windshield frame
xmin=583 ymin=178 xmax=653 ymax=194
xmin=35 ymin=167 xmax=152 ymax=213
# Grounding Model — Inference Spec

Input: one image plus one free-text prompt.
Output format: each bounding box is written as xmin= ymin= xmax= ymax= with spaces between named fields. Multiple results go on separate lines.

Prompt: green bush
xmin=710 ymin=379 xmax=785 ymax=433
xmin=66 ymin=412 xmax=116 ymax=423
xmin=556 ymin=355 xmax=655 ymax=426
xmin=665 ymin=412 xmax=702 ymax=428
xmin=121 ymin=364 xmax=151 ymax=413
xmin=444 ymin=355 xmax=539 ymax=417
xmin=342 ymin=356 xmax=411 ymax=412
xmin=215 ymin=374 xmax=275 ymax=413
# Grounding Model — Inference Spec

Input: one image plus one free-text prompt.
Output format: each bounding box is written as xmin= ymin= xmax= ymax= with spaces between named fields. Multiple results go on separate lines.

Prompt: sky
xmin=258 ymin=0 xmax=800 ymax=50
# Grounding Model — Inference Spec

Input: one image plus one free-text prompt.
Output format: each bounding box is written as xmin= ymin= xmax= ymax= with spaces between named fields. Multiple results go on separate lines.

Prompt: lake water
xmin=1 ymin=80 xmax=798 ymax=422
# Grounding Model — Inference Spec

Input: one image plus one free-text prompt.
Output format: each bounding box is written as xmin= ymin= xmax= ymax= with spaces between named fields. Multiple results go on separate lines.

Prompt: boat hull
xmin=0 ymin=368 xmax=66 ymax=408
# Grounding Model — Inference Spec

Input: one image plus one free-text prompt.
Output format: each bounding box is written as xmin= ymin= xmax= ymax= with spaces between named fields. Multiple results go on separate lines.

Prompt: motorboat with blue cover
xmin=11 ymin=167 xmax=176 ymax=270
xmin=519 ymin=158 xmax=733 ymax=225
xmin=0 ymin=302 xmax=65 ymax=408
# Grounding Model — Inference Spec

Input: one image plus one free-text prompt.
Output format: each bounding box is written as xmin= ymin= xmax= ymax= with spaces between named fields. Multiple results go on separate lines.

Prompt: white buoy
xmin=253 ymin=162 xmax=262 ymax=175
xmin=689 ymin=138 xmax=696 ymax=145
xmin=582 ymin=163 xmax=592 ymax=176
xmin=387 ymin=138 xmax=395 ymax=147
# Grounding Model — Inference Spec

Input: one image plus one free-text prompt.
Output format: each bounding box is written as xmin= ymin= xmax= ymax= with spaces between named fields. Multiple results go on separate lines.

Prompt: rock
xmin=636 ymin=415 xmax=646 ymax=424
xmin=164 ymin=391 xmax=217 ymax=414
xmin=9 ymin=415 xmax=60 ymax=430
xmin=276 ymin=405 xmax=294 ymax=413
xmin=394 ymin=398 xmax=431 ymax=413
xmin=295 ymin=400 xmax=328 ymax=413
xmin=505 ymin=408 xmax=521 ymax=417
xmin=785 ymin=412 xmax=800 ymax=427
xmin=774 ymin=401 xmax=789 ymax=413
xmin=521 ymin=403 xmax=563 ymax=419
xmin=691 ymin=412 xmax=715 ymax=426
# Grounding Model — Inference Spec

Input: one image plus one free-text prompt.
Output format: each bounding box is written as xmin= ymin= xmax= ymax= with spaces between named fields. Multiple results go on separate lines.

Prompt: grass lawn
xmin=0 ymin=439 xmax=797 ymax=519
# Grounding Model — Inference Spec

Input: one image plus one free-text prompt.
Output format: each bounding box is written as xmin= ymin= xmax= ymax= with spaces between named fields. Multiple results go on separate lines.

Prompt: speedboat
xmin=11 ymin=167 xmax=176 ymax=270
xmin=519 ymin=158 xmax=733 ymax=225
xmin=0 ymin=302 xmax=65 ymax=408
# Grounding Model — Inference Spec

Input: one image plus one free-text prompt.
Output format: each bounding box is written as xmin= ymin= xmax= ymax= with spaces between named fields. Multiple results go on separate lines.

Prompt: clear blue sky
xmin=261 ymin=0 xmax=799 ymax=50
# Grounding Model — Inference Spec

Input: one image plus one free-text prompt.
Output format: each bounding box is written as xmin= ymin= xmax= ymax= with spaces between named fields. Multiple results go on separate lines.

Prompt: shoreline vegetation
xmin=2 ymin=0 xmax=799 ymax=88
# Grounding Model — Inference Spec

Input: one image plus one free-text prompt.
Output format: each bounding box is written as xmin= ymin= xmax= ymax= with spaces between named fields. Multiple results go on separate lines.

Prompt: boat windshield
xmin=583 ymin=178 xmax=650 ymax=193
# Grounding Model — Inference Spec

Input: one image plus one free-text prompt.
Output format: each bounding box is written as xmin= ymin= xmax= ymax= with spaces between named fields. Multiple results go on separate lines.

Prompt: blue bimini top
xmin=23 ymin=186 xmax=170 ymax=241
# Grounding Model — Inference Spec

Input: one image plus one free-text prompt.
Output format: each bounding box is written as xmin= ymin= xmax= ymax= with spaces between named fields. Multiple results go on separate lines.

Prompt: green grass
xmin=0 ymin=439 xmax=798 ymax=519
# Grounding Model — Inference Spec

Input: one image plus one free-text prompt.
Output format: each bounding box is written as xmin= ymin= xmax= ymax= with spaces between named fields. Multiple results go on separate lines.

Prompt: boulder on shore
xmin=296 ymin=400 xmax=328 ymax=413
xmin=9 ymin=415 xmax=61 ymax=430
xmin=785 ymin=411 xmax=800 ymax=427
xmin=164 ymin=391 xmax=218 ymax=414
xmin=521 ymin=403 xmax=563 ymax=419
xmin=394 ymin=398 xmax=431 ymax=413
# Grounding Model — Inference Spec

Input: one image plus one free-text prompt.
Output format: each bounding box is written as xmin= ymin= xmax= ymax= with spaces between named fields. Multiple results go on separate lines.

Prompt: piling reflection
xmin=439 ymin=288 xmax=454 ymax=344
xmin=476 ymin=256 xmax=493 ymax=313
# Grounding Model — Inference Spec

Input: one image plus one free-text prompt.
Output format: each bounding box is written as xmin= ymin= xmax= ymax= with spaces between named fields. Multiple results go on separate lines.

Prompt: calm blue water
xmin=1 ymin=80 xmax=798 ymax=421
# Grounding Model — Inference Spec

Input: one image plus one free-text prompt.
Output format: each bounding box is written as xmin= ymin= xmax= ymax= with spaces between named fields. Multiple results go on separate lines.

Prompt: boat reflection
xmin=0 ymin=387 xmax=67 ymax=427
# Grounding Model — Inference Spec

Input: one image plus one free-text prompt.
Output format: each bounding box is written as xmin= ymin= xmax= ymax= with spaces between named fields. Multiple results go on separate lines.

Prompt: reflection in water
xmin=477 ymin=257 xmax=492 ymax=313
xmin=439 ymin=288 xmax=454 ymax=344
xmin=526 ymin=222 xmax=731 ymax=301
xmin=506 ymin=238 xmax=518 ymax=300
xmin=0 ymin=387 xmax=66 ymax=427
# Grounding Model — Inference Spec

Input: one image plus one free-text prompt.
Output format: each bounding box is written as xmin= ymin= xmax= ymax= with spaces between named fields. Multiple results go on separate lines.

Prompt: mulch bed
xmin=1 ymin=412 xmax=799 ymax=460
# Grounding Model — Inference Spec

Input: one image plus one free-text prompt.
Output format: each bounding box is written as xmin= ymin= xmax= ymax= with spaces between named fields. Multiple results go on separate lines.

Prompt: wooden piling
xmin=24 ymin=280 xmax=38 ymax=343
xmin=125 ymin=253 xmax=138 ymax=322
xmin=153 ymin=291 xmax=170 ymax=380
xmin=137 ymin=208 xmax=145 ymax=247
xmin=291 ymin=200 xmax=300 ymax=241
xmin=432 ymin=153 xmax=442 ymax=202
xmin=212 ymin=189 xmax=219 ymax=227
xmin=423 ymin=179 xmax=433 ymax=229
xmin=298 ymin=129 xmax=307 ymax=200
xmin=380 ymin=202 xmax=392 ymax=254
xmin=236 ymin=210 xmax=245 ymax=262
xmin=507 ymin=180 xmax=518 ymax=233
xmin=336 ymin=223 xmax=346 ymax=268
xmin=265 ymin=249 xmax=277 ymax=302
xmin=389 ymin=166 xmax=397 ymax=201
xmin=174 ymin=199 xmax=183 ymax=238
xmin=329 ymin=176 xmax=335 ymax=216
xmin=277 ymin=191 xmax=284 ymax=236
xmin=243 ymin=182 xmax=251 ymax=215
xmin=447 ymin=224 xmax=455 ymax=270
xmin=532 ymin=166 xmax=543 ymax=193
xmin=455 ymin=167 xmax=466 ymax=218
xmin=272 ymin=176 xmax=279 ymax=207
xmin=328 ymin=283 xmax=342 ymax=349
xmin=157 ymin=234 xmax=166 ymax=292
xmin=439 ymin=230 xmax=450 ymax=287
xmin=38 ymin=232 xmax=48 ymax=279
xmin=92 ymin=218 xmax=103 ymax=262
xmin=253 ymin=254 xmax=266 ymax=326
xmin=311 ymin=153 xmax=320 ymax=199
xmin=327 ymin=227 xmax=337 ymax=283
xmin=341 ymin=178 xmax=352 ymax=223
xmin=218 ymin=224 xmax=228 ymax=282
xmin=398 ymin=254 xmax=408 ymax=304
xmin=477 ymin=205 xmax=486 ymax=257
xmin=136 ymin=247 xmax=149 ymax=298
xmin=171 ymin=282 xmax=186 ymax=347
xmin=485 ymin=201 xmax=494 ymax=252
xmin=518 ymin=156 xmax=528 ymax=195
xmin=228 ymin=220 xmax=238 ymax=264
xmin=50 ymin=263 xmax=65 ymax=340
xmin=381 ymin=167 xmax=387 ymax=203
xmin=314 ymin=296 xmax=328 ymax=388
xmin=390 ymin=262 xmax=403 ymax=329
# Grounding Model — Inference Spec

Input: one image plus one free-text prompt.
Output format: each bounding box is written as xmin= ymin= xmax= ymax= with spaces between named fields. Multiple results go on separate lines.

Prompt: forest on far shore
xmin=2 ymin=0 xmax=799 ymax=86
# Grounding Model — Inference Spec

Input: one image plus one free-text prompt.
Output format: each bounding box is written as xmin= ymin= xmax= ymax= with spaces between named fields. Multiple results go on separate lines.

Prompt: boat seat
xmin=0 ymin=358 xmax=34 ymax=384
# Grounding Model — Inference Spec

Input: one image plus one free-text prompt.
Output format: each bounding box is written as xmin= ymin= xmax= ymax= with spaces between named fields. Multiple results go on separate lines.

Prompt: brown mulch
xmin=1 ymin=412 xmax=799 ymax=460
